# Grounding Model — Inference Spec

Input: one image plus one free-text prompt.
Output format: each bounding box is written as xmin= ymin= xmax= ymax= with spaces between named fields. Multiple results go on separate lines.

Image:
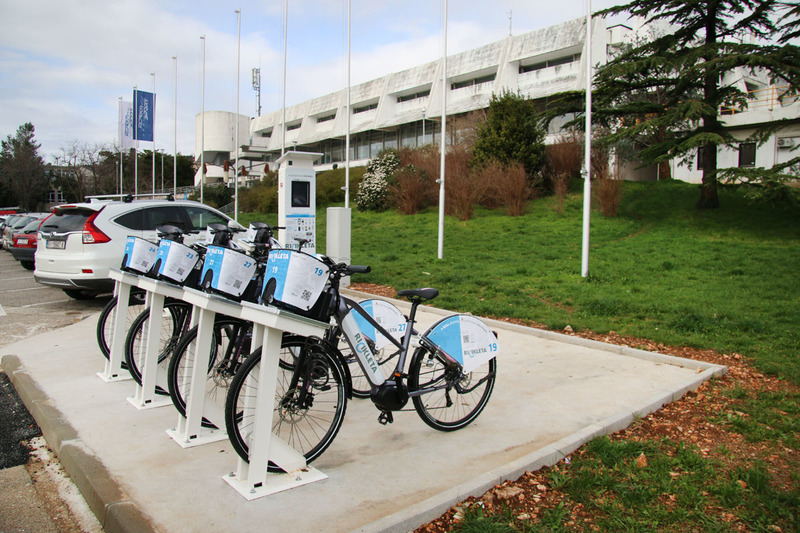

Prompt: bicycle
xmin=165 ymin=223 xmax=282 ymax=425
xmin=224 ymin=252 xmax=499 ymax=471
xmin=96 ymin=287 xmax=147 ymax=364
xmin=124 ymin=222 xmax=276 ymax=394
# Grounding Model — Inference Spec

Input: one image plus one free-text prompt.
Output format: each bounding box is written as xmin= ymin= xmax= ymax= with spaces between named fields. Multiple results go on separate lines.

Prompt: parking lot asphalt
xmin=1 ymin=255 xmax=728 ymax=533
xmin=0 ymin=250 xmax=111 ymax=348
xmin=0 ymin=249 xmax=108 ymax=532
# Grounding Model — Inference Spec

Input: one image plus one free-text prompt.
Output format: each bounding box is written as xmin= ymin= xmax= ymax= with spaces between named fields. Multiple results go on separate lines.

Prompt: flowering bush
xmin=355 ymin=173 xmax=389 ymax=212
xmin=355 ymin=151 xmax=399 ymax=212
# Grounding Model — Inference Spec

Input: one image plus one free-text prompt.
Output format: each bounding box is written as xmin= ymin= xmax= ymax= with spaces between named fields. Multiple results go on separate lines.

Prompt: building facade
xmin=194 ymin=15 xmax=799 ymax=186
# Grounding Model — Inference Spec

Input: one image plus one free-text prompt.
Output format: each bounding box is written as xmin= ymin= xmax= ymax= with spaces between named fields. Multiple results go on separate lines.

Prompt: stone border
xmin=1 ymin=354 xmax=158 ymax=533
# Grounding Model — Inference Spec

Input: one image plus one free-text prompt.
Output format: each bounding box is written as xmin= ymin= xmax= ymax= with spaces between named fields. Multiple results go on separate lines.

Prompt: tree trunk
xmin=697 ymin=1 xmax=721 ymax=210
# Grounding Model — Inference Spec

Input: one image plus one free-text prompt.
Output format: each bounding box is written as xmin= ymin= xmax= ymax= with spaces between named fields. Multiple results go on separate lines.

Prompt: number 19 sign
xmin=423 ymin=315 xmax=499 ymax=374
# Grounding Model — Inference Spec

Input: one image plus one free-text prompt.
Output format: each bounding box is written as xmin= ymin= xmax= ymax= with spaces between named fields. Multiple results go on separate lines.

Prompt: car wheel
xmin=63 ymin=289 xmax=98 ymax=300
xmin=21 ymin=261 xmax=35 ymax=271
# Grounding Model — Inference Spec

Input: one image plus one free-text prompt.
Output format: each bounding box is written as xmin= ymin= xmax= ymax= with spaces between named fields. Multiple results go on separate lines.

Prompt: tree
xmin=0 ymin=123 xmax=48 ymax=210
xmin=472 ymin=90 xmax=546 ymax=179
xmin=592 ymin=0 xmax=800 ymax=208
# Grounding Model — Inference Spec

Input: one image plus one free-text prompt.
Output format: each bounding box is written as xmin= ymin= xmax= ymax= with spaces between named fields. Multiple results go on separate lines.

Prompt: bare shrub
xmin=390 ymin=146 xmax=438 ymax=214
xmin=389 ymin=166 xmax=433 ymax=215
xmin=545 ymin=133 xmax=582 ymax=214
xmin=482 ymin=160 xmax=532 ymax=216
xmin=551 ymin=172 xmax=571 ymax=214
xmin=593 ymin=161 xmax=623 ymax=217
xmin=545 ymin=133 xmax=583 ymax=184
xmin=444 ymin=146 xmax=485 ymax=221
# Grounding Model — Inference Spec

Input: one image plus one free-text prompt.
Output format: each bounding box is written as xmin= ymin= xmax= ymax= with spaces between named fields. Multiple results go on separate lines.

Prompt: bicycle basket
xmin=149 ymin=239 xmax=201 ymax=285
xmin=260 ymin=249 xmax=331 ymax=319
xmin=422 ymin=314 xmax=499 ymax=374
xmin=120 ymin=236 xmax=159 ymax=274
xmin=199 ymin=245 xmax=258 ymax=300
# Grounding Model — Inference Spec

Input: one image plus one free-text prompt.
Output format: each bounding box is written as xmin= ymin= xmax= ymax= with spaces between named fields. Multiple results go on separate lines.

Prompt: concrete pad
xmin=1 ymin=295 xmax=725 ymax=533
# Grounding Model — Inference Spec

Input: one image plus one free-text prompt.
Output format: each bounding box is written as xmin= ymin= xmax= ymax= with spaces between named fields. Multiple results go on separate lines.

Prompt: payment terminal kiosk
xmin=276 ymin=151 xmax=322 ymax=254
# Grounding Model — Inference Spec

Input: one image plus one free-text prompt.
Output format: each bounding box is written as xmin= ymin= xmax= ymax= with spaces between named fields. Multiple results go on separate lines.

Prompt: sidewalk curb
xmin=2 ymin=354 xmax=158 ymax=533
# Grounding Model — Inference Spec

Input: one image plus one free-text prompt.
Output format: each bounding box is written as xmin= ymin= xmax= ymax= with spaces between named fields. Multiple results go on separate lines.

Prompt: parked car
xmin=34 ymin=197 xmax=242 ymax=299
xmin=8 ymin=215 xmax=49 ymax=270
xmin=2 ymin=214 xmax=45 ymax=250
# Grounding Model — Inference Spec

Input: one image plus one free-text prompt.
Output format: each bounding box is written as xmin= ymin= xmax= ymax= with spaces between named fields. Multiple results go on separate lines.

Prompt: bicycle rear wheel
xmin=96 ymin=289 xmax=146 ymax=360
xmin=167 ymin=318 xmax=249 ymax=428
xmin=225 ymin=337 xmax=347 ymax=472
xmin=408 ymin=346 xmax=496 ymax=431
xmin=124 ymin=302 xmax=192 ymax=391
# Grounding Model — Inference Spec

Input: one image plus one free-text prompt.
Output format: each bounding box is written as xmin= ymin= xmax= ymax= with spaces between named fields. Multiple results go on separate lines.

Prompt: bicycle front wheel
xmin=167 ymin=318 xmax=249 ymax=428
xmin=408 ymin=347 xmax=496 ymax=431
xmin=225 ymin=337 xmax=347 ymax=472
xmin=124 ymin=301 xmax=192 ymax=391
xmin=96 ymin=289 xmax=146 ymax=360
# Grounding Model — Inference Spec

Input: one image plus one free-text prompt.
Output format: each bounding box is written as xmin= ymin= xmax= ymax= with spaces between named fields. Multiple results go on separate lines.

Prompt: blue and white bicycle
xmin=224 ymin=251 xmax=499 ymax=471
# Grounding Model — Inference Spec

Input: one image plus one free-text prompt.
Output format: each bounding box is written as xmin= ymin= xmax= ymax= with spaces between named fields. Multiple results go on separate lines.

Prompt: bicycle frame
xmin=335 ymin=294 xmax=440 ymax=399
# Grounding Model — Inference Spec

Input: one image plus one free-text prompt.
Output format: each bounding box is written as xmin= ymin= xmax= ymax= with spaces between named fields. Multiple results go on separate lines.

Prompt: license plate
xmin=46 ymin=240 xmax=66 ymax=249
xmin=17 ymin=238 xmax=28 ymax=245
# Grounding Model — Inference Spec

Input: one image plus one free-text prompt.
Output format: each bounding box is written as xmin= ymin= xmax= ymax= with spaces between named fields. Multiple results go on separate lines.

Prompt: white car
xmin=35 ymin=197 xmax=243 ymax=299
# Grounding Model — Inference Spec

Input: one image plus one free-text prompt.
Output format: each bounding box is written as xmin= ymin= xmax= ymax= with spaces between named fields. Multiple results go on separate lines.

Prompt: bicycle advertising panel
xmin=262 ymin=249 xmax=330 ymax=311
xmin=200 ymin=245 xmax=257 ymax=298
xmin=423 ymin=315 xmax=499 ymax=374
xmin=348 ymin=299 xmax=406 ymax=349
xmin=122 ymin=236 xmax=158 ymax=274
xmin=152 ymin=240 xmax=199 ymax=283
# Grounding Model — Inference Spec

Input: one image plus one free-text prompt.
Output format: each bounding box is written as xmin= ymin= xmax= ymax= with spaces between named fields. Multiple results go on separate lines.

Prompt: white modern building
xmin=195 ymin=15 xmax=799 ymax=186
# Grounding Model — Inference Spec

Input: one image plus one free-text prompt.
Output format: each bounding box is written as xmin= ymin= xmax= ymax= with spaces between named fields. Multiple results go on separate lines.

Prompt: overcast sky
xmin=0 ymin=0 xmax=625 ymax=161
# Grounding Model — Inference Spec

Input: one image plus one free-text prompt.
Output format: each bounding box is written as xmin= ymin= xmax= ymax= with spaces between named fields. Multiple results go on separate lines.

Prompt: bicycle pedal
xmin=378 ymin=411 xmax=394 ymax=425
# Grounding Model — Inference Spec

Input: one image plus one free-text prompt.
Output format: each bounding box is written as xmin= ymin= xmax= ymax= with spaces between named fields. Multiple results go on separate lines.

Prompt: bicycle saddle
xmin=397 ymin=288 xmax=439 ymax=302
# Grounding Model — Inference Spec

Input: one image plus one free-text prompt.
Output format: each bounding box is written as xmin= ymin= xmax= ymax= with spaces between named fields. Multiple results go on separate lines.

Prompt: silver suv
xmin=35 ymin=197 xmax=242 ymax=299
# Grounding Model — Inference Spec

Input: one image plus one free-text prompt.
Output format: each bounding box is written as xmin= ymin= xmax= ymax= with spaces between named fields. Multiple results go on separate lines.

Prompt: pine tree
xmin=545 ymin=1 xmax=800 ymax=208
xmin=0 ymin=123 xmax=48 ymax=210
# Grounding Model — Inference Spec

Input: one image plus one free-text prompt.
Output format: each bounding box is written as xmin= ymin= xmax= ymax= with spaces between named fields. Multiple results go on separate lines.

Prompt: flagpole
xmin=235 ymin=8 xmax=241 ymax=222
xmin=281 ymin=0 xmax=288 ymax=156
xmin=152 ymin=72 xmax=156 ymax=193
xmin=344 ymin=0 xmax=351 ymax=208
xmin=581 ymin=0 xmax=592 ymax=278
xmin=118 ymin=96 xmax=124 ymax=197
xmin=200 ymin=35 xmax=206 ymax=205
xmin=437 ymin=0 xmax=447 ymax=260
xmin=173 ymin=55 xmax=178 ymax=196
xmin=134 ymin=86 xmax=139 ymax=196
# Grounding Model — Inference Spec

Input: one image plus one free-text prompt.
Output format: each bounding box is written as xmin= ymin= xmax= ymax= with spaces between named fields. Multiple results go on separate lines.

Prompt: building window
xmin=316 ymin=112 xmax=336 ymax=123
xmin=286 ymin=122 xmax=301 ymax=131
xmin=738 ymin=142 xmax=756 ymax=167
xmin=397 ymin=90 xmax=430 ymax=103
xmin=519 ymin=53 xmax=581 ymax=74
xmin=353 ymin=102 xmax=378 ymax=114
xmin=451 ymin=73 xmax=496 ymax=90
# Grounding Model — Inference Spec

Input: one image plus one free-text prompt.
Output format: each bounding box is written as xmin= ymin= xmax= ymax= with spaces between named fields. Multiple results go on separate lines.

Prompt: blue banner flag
xmin=133 ymin=89 xmax=155 ymax=142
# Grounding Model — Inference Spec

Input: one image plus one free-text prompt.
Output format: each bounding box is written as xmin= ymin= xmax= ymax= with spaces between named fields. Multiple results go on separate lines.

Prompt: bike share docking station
xmin=277 ymin=151 xmax=322 ymax=254
xmin=104 ymin=235 xmax=334 ymax=498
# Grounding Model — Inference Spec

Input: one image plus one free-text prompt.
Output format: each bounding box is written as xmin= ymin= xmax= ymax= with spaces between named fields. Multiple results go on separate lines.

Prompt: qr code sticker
xmin=176 ymin=268 xmax=185 ymax=276
xmin=301 ymin=289 xmax=313 ymax=302
xmin=462 ymin=334 xmax=471 ymax=344
xmin=233 ymin=279 xmax=242 ymax=289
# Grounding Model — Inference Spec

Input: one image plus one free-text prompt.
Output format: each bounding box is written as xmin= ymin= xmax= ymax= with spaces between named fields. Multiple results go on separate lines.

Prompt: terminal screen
xmin=291 ymin=181 xmax=310 ymax=208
